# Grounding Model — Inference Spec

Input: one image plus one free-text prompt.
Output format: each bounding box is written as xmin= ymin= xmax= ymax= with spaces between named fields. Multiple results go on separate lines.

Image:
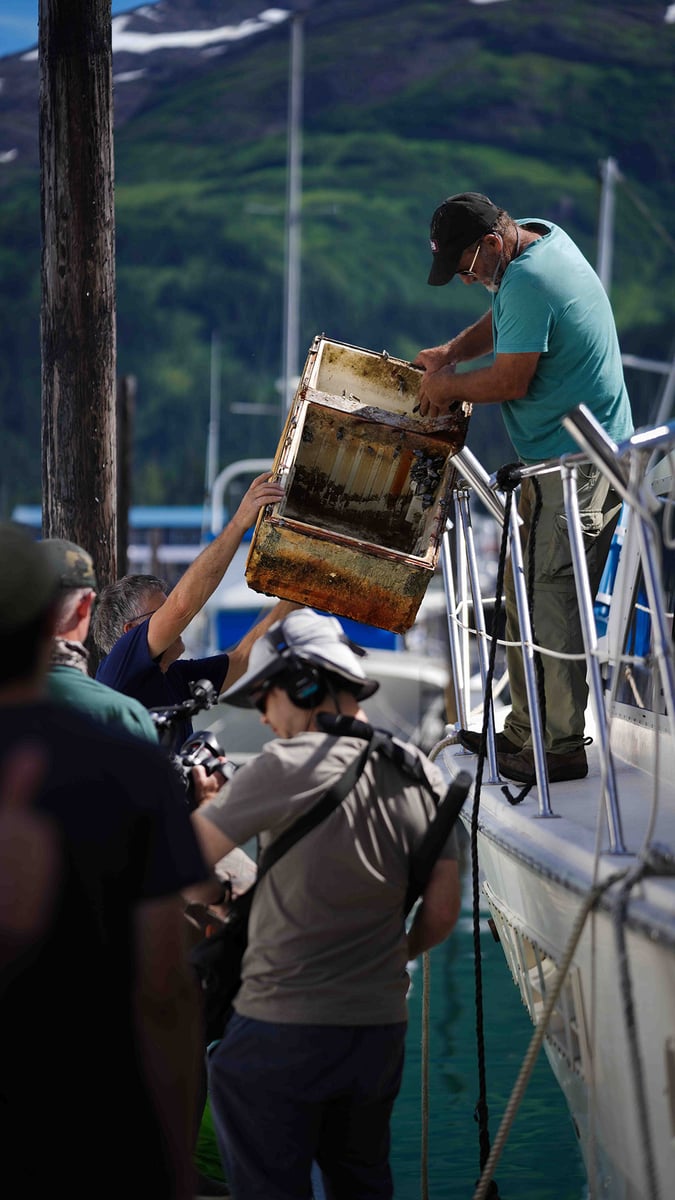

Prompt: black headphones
xmin=266 ymin=620 xmax=327 ymax=709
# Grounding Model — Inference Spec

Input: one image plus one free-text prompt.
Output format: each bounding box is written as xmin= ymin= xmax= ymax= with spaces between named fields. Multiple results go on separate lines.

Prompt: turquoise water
xmin=393 ymin=847 xmax=588 ymax=1199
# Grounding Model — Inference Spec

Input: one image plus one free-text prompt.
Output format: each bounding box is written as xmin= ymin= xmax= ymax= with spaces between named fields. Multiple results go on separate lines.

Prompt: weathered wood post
xmin=116 ymin=373 xmax=135 ymax=577
xmin=39 ymin=0 xmax=117 ymax=588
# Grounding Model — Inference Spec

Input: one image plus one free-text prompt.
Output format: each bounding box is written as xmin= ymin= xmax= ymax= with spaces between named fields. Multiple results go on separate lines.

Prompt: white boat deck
xmin=439 ymin=736 xmax=675 ymax=944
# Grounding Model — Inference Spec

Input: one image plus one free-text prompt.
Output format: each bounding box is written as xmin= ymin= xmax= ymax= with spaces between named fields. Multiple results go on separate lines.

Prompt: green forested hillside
xmin=1 ymin=0 xmax=674 ymax=511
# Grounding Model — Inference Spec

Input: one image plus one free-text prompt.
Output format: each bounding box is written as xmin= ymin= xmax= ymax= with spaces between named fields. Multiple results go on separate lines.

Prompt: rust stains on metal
xmin=246 ymin=337 xmax=471 ymax=634
xmin=279 ymin=405 xmax=455 ymax=557
xmin=246 ymin=523 xmax=433 ymax=634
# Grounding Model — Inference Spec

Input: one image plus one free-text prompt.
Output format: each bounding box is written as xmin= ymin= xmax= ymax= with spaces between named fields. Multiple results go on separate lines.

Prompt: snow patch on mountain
xmin=21 ymin=7 xmax=290 ymax=62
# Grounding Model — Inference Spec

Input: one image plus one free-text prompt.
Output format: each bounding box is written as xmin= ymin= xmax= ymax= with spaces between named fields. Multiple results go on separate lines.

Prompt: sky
xmin=0 ymin=2 xmax=158 ymax=58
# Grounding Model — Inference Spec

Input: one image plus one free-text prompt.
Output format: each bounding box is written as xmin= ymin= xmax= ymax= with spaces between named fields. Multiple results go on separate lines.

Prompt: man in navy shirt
xmin=93 ymin=471 xmax=298 ymax=752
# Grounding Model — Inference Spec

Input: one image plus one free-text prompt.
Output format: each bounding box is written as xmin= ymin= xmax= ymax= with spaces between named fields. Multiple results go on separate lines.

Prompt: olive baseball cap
xmin=0 ymin=522 xmax=60 ymax=634
xmin=221 ymin=608 xmax=379 ymax=709
xmin=427 ymin=191 xmax=499 ymax=286
xmin=41 ymin=538 xmax=98 ymax=590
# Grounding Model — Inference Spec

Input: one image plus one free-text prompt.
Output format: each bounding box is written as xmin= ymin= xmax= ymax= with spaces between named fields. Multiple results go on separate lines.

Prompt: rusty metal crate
xmin=246 ymin=335 xmax=471 ymax=633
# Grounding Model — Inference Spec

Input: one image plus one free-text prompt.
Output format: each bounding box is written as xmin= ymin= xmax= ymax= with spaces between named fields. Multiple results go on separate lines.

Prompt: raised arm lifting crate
xmin=245 ymin=335 xmax=472 ymax=634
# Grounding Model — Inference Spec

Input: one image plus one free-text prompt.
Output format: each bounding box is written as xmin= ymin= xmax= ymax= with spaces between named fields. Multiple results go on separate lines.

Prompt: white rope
xmin=447 ymin=605 xmax=656 ymax=666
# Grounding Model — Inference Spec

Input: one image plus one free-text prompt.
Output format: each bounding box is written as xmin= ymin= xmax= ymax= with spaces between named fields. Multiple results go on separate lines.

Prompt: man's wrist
xmin=226 ymin=513 xmax=250 ymax=539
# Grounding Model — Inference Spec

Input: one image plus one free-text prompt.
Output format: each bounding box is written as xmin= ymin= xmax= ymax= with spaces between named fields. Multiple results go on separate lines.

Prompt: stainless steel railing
xmin=443 ymin=406 xmax=675 ymax=853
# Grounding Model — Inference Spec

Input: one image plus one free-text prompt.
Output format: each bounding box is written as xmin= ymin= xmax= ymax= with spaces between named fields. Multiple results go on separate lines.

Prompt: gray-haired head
xmin=91 ymin=574 xmax=168 ymax=655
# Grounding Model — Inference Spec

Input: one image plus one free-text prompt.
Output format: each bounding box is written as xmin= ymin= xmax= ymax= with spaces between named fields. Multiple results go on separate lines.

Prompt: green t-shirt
xmin=493 ymin=220 xmax=634 ymax=462
xmin=47 ymin=665 xmax=158 ymax=743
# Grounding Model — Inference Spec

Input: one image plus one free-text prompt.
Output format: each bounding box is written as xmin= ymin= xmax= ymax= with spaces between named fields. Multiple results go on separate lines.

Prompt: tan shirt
xmin=201 ymin=732 xmax=456 ymax=1025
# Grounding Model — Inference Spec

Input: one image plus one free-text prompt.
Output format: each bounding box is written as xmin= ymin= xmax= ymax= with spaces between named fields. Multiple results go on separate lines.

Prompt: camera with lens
xmin=174 ymin=729 xmax=237 ymax=811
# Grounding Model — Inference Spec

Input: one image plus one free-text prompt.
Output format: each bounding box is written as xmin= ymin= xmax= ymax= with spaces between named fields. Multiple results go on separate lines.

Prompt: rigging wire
xmin=465 ymin=468 xmax=522 ymax=1199
xmin=618 ymin=173 xmax=675 ymax=258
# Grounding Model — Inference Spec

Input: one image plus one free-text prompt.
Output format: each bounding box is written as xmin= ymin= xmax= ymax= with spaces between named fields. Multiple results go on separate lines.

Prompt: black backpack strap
xmin=316 ymin=714 xmax=435 ymax=792
xmin=315 ymin=712 xmax=374 ymax=742
xmin=291 ymin=714 xmax=471 ymax=915
xmin=256 ymin=737 xmax=374 ymax=881
xmin=269 ymin=715 xmax=468 ymax=912
xmin=403 ymin=770 xmax=472 ymax=915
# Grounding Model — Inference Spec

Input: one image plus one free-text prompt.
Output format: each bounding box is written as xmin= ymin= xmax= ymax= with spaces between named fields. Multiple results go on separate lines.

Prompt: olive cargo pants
xmin=502 ymin=465 xmax=621 ymax=755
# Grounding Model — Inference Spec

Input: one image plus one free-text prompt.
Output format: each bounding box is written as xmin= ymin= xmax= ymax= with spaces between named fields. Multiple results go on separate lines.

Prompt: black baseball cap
xmin=427 ymin=192 xmax=500 ymax=286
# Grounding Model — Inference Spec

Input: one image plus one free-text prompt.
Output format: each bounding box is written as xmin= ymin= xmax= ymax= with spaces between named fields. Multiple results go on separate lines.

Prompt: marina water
xmin=392 ymin=829 xmax=587 ymax=1199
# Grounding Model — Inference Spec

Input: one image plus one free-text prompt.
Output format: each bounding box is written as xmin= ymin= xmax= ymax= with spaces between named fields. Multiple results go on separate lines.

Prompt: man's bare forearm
xmin=148 ymin=473 xmax=285 ymax=655
xmin=443 ymin=310 xmax=494 ymax=363
xmin=222 ymin=598 xmax=302 ymax=689
xmin=414 ymin=311 xmax=494 ymax=375
xmin=166 ymin=480 xmax=283 ymax=629
xmin=417 ymin=350 xmax=541 ymax=418
xmin=407 ymin=860 xmax=460 ymax=960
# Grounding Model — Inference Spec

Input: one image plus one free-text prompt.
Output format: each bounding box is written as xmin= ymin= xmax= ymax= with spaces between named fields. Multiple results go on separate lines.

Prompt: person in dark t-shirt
xmin=0 ymin=521 xmax=209 ymax=1200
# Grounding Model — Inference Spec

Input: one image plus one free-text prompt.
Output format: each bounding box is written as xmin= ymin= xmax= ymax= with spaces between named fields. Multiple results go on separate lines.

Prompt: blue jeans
xmin=207 ymin=1014 xmax=407 ymax=1200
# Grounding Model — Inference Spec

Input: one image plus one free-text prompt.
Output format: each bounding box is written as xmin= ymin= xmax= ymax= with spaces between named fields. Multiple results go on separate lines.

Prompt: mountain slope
xmin=0 ymin=0 xmax=673 ymax=510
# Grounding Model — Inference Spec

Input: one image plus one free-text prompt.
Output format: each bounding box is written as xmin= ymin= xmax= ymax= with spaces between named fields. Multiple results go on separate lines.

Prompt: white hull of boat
xmin=440 ymin=734 xmax=675 ymax=1200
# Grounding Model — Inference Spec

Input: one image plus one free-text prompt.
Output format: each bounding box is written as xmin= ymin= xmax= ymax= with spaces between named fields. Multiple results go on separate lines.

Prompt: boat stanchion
xmin=504 ymin=481 xmax=554 ymax=815
xmin=561 ymin=461 xmax=626 ymax=853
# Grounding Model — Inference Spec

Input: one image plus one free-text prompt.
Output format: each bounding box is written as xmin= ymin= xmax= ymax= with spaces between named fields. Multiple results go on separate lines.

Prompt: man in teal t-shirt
xmin=413 ymin=191 xmax=633 ymax=783
xmin=41 ymin=539 xmax=158 ymax=743
xmin=491 ymin=218 xmax=632 ymax=461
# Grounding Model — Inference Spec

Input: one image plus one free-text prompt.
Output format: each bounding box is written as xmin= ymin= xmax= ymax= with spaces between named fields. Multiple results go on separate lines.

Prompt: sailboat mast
xmin=597 ymin=156 xmax=621 ymax=294
xmin=206 ymin=329 xmax=221 ymax=497
xmin=280 ymin=8 xmax=305 ymax=425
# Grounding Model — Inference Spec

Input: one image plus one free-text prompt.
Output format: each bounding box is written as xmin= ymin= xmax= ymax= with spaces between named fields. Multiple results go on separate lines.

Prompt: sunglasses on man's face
xmin=457 ymin=240 xmax=482 ymax=278
xmin=251 ymin=682 xmax=273 ymax=714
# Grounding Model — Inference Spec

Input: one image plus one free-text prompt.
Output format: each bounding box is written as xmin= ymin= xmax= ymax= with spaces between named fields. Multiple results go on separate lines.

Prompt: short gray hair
xmin=91 ymin=574 xmax=167 ymax=655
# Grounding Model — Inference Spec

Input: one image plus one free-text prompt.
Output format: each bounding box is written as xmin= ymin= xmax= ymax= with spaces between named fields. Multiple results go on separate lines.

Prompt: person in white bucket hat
xmin=219 ymin=607 xmax=379 ymax=711
xmin=189 ymin=607 xmax=461 ymax=1200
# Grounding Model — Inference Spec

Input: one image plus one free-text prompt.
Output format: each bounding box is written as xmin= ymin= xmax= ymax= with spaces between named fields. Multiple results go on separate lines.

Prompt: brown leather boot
xmin=458 ymin=728 xmax=521 ymax=755
xmin=498 ymin=746 xmax=589 ymax=783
